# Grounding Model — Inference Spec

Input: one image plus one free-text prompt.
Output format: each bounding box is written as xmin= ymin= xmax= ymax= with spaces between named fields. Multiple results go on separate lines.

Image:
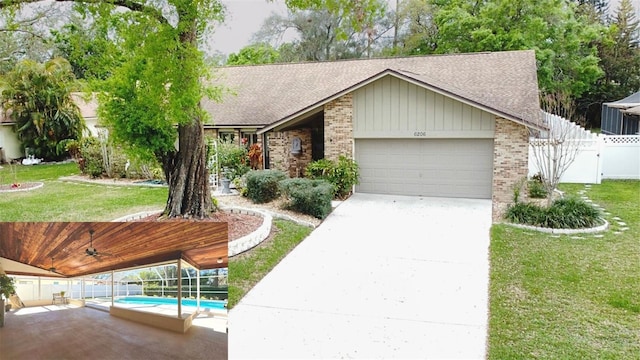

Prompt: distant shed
xmin=601 ymin=91 xmax=640 ymax=135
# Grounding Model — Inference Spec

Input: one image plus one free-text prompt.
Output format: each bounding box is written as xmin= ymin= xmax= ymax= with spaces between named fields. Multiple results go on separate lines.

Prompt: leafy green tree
xmin=2 ymin=0 xmax=224 ymax=219
xmin=390 ymin=0 xmax=604 ymax=98
xmin=426 ymin=0 xmax=603 ymax=98
xmin=386 ymin=0 xmax=438 ymax=55
xmin=283 ymin=0 xmax=387 ymax=33
xmin=576 ymin=0 xmax=640 ymax=127
xmin=254 ymin=5 xmax=392 ymax=61
xmin=0 ymin=57 xmax=85 ymax=160
xmin=50 ymin=10 xmax=126 ymax=86
xmin=0 ymin=4 xmax=62 ymax=74
xmin=227 ymin=43 xmax=280 ymax=65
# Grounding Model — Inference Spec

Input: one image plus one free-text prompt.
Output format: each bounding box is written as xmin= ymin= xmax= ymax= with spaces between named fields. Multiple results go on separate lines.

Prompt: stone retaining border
xmin=222 ymin=207 xmax=273 ymax=257
xmin=110 ymin=206 xmax=316 ymax=257
xmin=504 ymin=218 xmax=609 ymax=234
xmin=112 ymin=210 xmax=163 ymax=222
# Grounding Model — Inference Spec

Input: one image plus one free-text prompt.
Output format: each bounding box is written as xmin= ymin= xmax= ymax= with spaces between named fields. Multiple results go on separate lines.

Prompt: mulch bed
xmin=136 ymin=211 xmax=264 ymax=241
xmin=0 ymin=182 xmax=43 ymax=192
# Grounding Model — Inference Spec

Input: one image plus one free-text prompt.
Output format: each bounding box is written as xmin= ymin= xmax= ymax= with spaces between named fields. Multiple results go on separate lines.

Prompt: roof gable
xmin=204 ymin=50 xmax=543 ymax=130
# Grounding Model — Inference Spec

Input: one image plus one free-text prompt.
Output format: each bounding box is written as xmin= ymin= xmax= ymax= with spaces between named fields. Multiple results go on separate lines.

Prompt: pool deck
xmin=86 ymin=299 xmax=228 ymax=333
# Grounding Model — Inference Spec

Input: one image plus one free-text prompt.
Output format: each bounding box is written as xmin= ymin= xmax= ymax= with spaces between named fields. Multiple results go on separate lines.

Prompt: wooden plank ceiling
xmin=0 ymin=222 xmax=228 ymax=278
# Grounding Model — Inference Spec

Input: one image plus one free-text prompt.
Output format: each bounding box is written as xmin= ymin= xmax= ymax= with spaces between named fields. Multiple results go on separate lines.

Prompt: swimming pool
xmin=114 ymin=296 xmax=226 ymax=310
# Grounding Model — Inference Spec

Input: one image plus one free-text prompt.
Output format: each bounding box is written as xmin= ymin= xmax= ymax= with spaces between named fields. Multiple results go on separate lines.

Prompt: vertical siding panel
xmin=365 ymin=85 xmax=375 ymax=133
xmin=407 ymin=82 xmax=417 ymax=132
xmin=353 ymin=90 xmax=362 ymax=134
xmin=416 ymin=84 xmax=427 ymax=131
xmin=398 ymin=79 xmax=408 ymax=131
xmin=483 ymin=111 xmax=495 ymax=131
xmin=452 ymin=100 xmax=463 ymax=132
xmin=421 ymin=86 xmax=432 ymax=131
xmin=472 ymin=107 xmax=482 ymax=130
xmin=433 ymin=92 xmax=444 ymax=131
xmin=436 ymin=94 xmax=453 ymax=131
xmin=384 ymin=77 xmax=393 ymax=131
xmin=389 ymin=78 xmax=400 ymax=132
xmin=463 ymin=104 xmax=473 ymax=130
xmin=434 ymin=93 xmax=452 ymax=130
xmin=374 ymin=80 xmax=384 ymax=131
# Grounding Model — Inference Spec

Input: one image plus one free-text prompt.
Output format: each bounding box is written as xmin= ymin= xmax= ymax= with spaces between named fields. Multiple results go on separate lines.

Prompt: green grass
xmin=227 ymin=219 xmax=313 ymax=309
xmin=0 ymin=163 xmax=167 ymax=221
xmin=488 ymin=180 xmax=640 ymax=359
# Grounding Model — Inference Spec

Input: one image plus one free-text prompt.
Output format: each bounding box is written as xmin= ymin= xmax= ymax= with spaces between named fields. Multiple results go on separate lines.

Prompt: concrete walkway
xmin=230 ymin=193 xmax=492 ymax=359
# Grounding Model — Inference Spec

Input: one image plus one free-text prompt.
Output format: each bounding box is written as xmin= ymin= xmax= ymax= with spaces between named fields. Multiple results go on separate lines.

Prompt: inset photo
xmin=0 ymin=221 xmax=228 ymax=359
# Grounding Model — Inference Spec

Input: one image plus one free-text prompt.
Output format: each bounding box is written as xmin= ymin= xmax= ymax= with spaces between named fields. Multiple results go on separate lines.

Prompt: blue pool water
xmin=115 ymin=296 xmax=226 ymax=310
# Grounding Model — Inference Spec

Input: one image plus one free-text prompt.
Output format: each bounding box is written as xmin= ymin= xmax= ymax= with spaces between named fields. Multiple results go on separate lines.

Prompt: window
xmin=219 ymin=131 xmax=235 ymax=143
xmin=240 ymin=131 xmax=258 ymax=147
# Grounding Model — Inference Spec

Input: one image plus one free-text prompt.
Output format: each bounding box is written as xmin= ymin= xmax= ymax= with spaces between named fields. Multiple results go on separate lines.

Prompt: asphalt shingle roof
xmin=203 ymin=50 xmax=543 ymax=130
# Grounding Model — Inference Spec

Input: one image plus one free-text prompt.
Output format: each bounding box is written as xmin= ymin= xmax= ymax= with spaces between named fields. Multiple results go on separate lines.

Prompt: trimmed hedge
xmin=279 ymin=178 xmax=333 ymax=219
xmin=246 ymin=169 xmax=287 ymax=203
xmin=506 ymin=197 xmax=601 ymax=229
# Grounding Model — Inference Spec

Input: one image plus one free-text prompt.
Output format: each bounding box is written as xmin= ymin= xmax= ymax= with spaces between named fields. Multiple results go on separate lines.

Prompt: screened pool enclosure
xmin=12 ymin=260 xmax=228 ymax=315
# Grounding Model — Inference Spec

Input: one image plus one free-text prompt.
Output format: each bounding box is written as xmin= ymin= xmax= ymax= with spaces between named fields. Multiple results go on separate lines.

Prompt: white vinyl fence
xmin=529 ymin=113 xmax=640 ymax=184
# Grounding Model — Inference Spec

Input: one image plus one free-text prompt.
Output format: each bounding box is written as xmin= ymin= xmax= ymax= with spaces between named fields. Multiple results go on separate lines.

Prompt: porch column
xmin=177 ymin=260 xmax=182 ymax=318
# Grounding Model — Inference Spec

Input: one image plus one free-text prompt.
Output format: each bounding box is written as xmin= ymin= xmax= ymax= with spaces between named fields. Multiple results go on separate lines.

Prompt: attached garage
xmin=353 ymin=75 xmax=496 ymax=199
xmin=356 ymin=138 xmax=493 ymax=198
xmin=225 ymin=50 xmax=544 ymax=220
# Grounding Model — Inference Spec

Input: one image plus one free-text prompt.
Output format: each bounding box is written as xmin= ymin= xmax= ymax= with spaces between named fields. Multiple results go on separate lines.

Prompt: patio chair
xmin=52 ymin=293 xmax=66 ymax=305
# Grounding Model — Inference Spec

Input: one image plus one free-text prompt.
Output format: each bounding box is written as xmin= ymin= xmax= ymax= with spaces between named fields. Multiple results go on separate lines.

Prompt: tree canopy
xmin=1 ymin=0 xmax=224 ymax=218
xmin=0 ymin=57 xmax=85 ymax=160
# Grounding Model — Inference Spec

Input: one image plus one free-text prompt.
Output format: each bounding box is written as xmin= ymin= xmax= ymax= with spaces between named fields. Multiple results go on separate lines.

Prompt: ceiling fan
xmin=48 ymin=257 xmax=61 ymax=274
xmin=85 ymin=229 xmax=99 ymax=256
xmin=85 ymin=230 xmax=114 ymax=259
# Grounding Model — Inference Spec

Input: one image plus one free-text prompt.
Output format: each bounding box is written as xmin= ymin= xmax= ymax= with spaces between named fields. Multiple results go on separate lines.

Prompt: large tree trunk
xmin=161 ymin=9 xmax=213 ymax=219
xmin=163 ymin=116 xmax=213 ymax=219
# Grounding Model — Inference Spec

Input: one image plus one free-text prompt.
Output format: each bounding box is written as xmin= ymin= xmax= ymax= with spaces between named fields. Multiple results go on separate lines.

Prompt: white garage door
xmin=355 ymin=139 xmax=494 ymax=199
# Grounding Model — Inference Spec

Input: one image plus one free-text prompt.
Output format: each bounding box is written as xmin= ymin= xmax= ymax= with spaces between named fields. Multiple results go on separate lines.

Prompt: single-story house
xmin=0 ymin=93 xmax=100 ymax=161
xmin=1 ymin=51 xmax=544 ymax=221
xmin=204 ymin=50 xmax=545 ymax=221
xmin=601 ymin=91 xmax=640 ymax=135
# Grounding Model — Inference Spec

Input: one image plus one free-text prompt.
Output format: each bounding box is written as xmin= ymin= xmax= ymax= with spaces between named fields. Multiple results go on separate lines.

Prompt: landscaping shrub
xmin=279 ymin=178 xmax=333 ymax=219
xmin=542 ymin=197 xmax=602 ymax=229
xmin=506 ymin=197 xmax=601 ymax=229
xmin=209 ymin=139 xmax=250 ymax=180
xmin=528 ymin=173 xmax=547 ymax=199
xmin=505 ymin=202 xmax=544 ymax=225
xmin=528 ymin=180 xmax=548 ymax=199
xmin=232 ymin=173 xmax=248 ymax=197
xmin=245 ymin=170 xmax=286 ymax=203
xmin=305 ymin=159 xmax=334 ymax=178
xmin=305 ymin=155 xmax=359 ymax=199
xmin=78 ymin=137 xmax=156 ymax=179
xmin=78 ymin=137 xmax=104 ymax=178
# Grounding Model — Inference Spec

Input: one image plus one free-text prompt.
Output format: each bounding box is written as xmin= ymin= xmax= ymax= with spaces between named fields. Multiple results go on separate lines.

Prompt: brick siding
xmin=267 ymin=129 xmax=312 ymax=177
xmin=492 ymin=117 xmax=530 ymax=221
xmin=324 ymin=93 xmax=354 ymax=160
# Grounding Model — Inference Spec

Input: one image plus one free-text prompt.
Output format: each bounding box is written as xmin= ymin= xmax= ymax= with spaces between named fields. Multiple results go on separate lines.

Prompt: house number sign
xmin=413 ymin=131 xmax=427 ymax=137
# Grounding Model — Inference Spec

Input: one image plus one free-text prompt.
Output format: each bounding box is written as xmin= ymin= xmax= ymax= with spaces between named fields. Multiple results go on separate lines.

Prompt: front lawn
xmin=227 ymin=219 xmax=312 ymax=309
xmin=0 ymin=163 xmax=167 ymax=221
xmin=488 ymin=180 xmax=640 ymax=359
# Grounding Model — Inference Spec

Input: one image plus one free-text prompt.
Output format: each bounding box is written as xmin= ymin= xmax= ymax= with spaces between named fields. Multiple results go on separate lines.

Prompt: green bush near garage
xmin=305 ymin=155 xmax=359 ymax=199
xmin=506 ymin=196 xmax=601 ymax=229
xmin=279 ymin=178 xmax=333 ymax=219
xmin=245 ymin=169 xmax=287 ymax=203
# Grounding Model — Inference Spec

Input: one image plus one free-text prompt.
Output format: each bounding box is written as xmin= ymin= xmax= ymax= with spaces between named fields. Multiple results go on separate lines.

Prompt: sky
xmin=209 ymin=0 xmax=290 ymax=56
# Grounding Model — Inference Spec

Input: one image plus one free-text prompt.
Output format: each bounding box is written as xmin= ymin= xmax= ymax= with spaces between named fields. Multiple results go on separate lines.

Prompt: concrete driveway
xmin=230 ymin=193 xmax=492 ymax=359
